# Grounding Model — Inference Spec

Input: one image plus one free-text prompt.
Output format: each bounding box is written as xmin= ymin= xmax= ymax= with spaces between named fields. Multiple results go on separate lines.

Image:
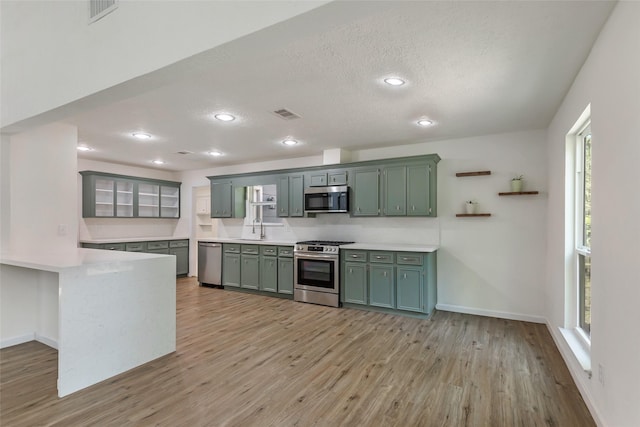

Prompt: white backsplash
xmin=80 ymin=218 xmax=180 ymax=240
xmin=217 ymin=214 xmax=440 ymax=245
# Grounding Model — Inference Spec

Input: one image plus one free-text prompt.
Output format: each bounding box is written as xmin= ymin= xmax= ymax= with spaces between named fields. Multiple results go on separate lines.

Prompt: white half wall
xmin=8 ymin=122 xmax=78 ymax=255
xmin=545 ymin=2 xmax=640 ymax=426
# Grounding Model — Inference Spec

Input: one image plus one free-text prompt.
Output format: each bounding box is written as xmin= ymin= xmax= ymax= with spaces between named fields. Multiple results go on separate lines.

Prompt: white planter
xmin=465 ymin=203 xmax=476 ymax=214
xmin=511 ymin=179 xmax=523 ymax=192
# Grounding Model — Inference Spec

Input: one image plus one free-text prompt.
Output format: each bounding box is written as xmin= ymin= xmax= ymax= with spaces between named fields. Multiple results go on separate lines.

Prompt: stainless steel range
xmin=293 ymin=240 xmax=354 ymax=307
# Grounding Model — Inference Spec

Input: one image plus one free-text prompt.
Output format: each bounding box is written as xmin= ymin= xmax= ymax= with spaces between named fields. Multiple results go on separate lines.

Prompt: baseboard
xmin=545 ymin=322 xmax=605 ymax=427
xmin=435 ymin=303 xmax=546 ymax=323
xmin=36 ymin=334 xmax=58 ymax=350
xmin=0 ymin=333 xmax=35 ymax=349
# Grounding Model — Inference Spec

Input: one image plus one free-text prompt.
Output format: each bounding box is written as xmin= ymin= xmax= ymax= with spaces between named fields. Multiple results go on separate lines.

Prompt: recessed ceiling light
xmin=77 ymin=145 xmax=92 ymax=151
xmin=417 ymin=119 xmax=434 ymax=127
xmin=132 ymin=132 xmax=151 ymax=140
xmin=282 ymin=139 xmax=298 ymax=146
xmin=384 ymin=77 xmax=405 ymax=86
xmin=214 ymin=113 xmax=235 ymax=122
xmin=152 ymin=160 xmax=165 ymax=165
xmin=208 ymin=151 xmax=223 ymax=156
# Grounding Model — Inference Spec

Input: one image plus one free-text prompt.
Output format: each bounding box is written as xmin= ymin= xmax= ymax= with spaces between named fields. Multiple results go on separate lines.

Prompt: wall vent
xmin=89 ymin=0 xmax=118 ymax=24
xmin=272 ymin=108 xmax=301 ymax=120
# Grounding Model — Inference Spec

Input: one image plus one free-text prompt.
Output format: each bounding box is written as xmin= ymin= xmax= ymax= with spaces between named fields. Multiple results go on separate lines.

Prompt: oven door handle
xmin=295 ymin=253 xmax=339 ymax=261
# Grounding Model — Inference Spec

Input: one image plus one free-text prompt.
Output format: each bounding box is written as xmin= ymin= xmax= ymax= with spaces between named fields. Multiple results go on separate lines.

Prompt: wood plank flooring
xmin=1 ymin=277 xmax=594 ymax=426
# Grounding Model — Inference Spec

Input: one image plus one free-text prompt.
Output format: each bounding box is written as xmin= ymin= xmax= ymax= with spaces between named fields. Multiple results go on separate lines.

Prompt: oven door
xmin=294 ymin=253 xmax=339 ymax=294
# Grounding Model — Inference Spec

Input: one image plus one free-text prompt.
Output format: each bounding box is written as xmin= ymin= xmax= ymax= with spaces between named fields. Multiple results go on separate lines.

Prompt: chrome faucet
xmin=260 ymin=220 xmax=265 ymax=239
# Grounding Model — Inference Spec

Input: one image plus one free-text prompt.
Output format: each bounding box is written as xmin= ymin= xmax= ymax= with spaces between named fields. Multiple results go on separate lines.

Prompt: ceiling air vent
xmin=89 ymin=0 xmax=118 ymax=24
xmin=272 ymin=108 xmax=301 ymax=120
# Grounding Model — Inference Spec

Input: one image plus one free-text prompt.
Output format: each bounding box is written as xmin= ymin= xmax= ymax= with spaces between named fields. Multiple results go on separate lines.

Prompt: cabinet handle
xmin=383 ymin=271 xmax=387 ymax=277
xmin=401 ymin=257 xmax=417 ymax=262
xmin=357 ymin=207 xmax=361 ymax=212
xmin=403 ymin=273 xmax=407 ymax=279
xmin=374 ymin=256 xmax=383 ymax=259
xmin=396 ymin=205 xmax=400 ymax=210
xmin=412 ymin=205 xmax=416 ymax=211
xmin=351 ymin=255 xmax=360 ymax=258
xmin=349 ymin=268 xmax=353 ymax=274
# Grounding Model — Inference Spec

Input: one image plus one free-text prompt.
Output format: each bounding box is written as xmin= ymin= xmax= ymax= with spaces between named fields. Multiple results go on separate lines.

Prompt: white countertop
xmin=1 ymin=248 xmax=171 ymax=273
xmin=342 ymin=243 xmax=439 ymax=252
xmin=198 ymin=237 xmax=297 ymax=246
xmin=197 ymin=238 xmax=438 ymax=252
xmin=79 ymin=236 xmax=190 ymax=244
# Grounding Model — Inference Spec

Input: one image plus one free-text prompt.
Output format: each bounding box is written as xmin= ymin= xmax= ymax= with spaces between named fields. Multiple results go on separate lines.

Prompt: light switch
xmin=57 ymin=224 xmax=67 ymax=236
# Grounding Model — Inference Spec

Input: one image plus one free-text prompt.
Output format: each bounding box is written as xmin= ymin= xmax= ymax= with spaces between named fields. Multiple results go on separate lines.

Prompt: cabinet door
xmin=328 ymin=171 xmax=348 ymax=186
xmin=384 ymin=166 xmax=406 ymax=216
xmin=223 ymin=253 xmax=241 ymax=287
xmin=407 ymin=164 xmax=431 ymax=216
xmin=211 ymin=182 xmax=232 ymax=218
xmin=169 ymin=247 xmax=189 ymax=276
xmin=277 ymin=176 xmax=290 ymax=217
xmin=309 ymin=173 xmax=327 ymax=187
xmin=353 ymin=168 xmax=379 ymax=216
xmin=260 ymin=256 xmax=278 ymax=293
xmin=369 ymin=265 xmax=395 ymax=308
xmin=93 ymin=177 xmax=115 ymax=217
xmin=138 ymin=182 xmax=160 ymax=217
xmin=344 ymin=262 xmax=367 ymax=304
xmin=241 ymin=254 xmax=260 ymax=290
xmin=160 ymin=185 xmax=180 ymax=218
xmin=277 ymin=258 xmax=294 ymax=295
xmin=289 ymin=175 xmax=304 ymax=217
xmin=397 ymin=267 xmax=424 ymax=312
xmin=115 ymin=180 xmax=134 ymax=217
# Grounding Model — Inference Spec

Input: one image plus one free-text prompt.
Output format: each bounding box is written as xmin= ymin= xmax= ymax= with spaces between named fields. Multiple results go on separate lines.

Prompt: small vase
xmin=465 ymin=203 xmax=476 ymax=214
xmin=511 ymin=179 xmax=523 ymax=192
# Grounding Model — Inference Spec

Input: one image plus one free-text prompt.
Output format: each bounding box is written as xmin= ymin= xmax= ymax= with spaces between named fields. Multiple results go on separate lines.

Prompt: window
xmin=575 ymin=122 xmax=592 ymax=336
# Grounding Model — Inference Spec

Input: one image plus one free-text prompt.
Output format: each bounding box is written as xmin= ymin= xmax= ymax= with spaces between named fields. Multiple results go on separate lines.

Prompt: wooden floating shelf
xmin=456 ymin=213 xmax=492 ymax=217
xmin=498 ymin=191 xmax=539 ymax=196
xmin=456 ymin=171 xmax=492 ymax=177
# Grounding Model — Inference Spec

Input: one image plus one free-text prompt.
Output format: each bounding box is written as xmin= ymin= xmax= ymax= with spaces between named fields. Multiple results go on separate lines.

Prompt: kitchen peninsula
xmin=0 ymin=249 xmax=176 ymax=397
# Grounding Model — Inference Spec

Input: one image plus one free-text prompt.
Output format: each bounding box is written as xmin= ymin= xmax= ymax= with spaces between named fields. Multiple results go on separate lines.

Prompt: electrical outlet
xmin=57 ymin=224 xmax=67 ymax=236
xmin=598 ymin=364 xmax=605 ymax=387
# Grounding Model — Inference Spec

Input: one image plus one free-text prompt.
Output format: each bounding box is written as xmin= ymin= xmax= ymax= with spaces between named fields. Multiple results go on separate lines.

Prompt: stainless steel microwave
xmin=304 ymin=186 xmax=349 ymax=213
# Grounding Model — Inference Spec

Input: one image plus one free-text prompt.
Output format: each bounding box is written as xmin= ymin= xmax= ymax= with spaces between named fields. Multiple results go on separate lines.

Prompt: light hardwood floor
xmin=1 ymin=277 xmax=594 ymax=426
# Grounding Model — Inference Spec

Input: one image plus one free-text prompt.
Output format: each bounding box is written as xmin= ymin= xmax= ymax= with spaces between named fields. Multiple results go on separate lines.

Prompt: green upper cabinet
xmin=383 ymin=166 xmax=407 ymax=216
xmin=210 ymin=182 xmax=232 ymax=218
xmin=276 ymin=174 xmax=303 ymax=217
xmin=380 ymin=162 xmax=435 ymax=217
xmin=352 ymin=168 xmax=380 ymax=216
xmin=290 ymin=175 xmax=304 ymax=217
xmin=210 ymin=182 xmax=246 ymax=218
xmin=80 ymin=171 xmax=181 ymax=218
xmin=277 ymin=176 xmax=290 ymax=217
xmin=328 ymin=171 xmax=348 ymax=186
xmin=407 ymin=163 xmax=432 ymax=216
xmin=309 ymin=172 xmax=327 ymax=187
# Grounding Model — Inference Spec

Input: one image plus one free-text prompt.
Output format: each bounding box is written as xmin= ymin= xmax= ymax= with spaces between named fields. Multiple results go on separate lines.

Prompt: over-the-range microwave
xmin=304 ymin=186 xmax=349 ymax=213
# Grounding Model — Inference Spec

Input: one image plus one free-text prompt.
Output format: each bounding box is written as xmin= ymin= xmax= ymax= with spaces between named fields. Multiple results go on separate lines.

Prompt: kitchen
xmin=1 ymin=1 xmax=639 ymax=426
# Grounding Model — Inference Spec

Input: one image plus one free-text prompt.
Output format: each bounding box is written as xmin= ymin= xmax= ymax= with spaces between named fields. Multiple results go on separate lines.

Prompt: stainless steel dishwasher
xmin=198 ymin=242 xmax=222 ymax=287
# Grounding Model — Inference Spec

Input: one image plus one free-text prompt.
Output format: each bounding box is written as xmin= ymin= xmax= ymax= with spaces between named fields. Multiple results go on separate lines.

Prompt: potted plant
xmin=511 ymin=175 xmax=523 ymax=192
xmin=465 ymin=200 xmax=477 ymax=214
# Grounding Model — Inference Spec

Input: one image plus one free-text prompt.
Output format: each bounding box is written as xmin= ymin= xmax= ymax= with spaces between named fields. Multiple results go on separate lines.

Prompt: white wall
xmin=0 ymin=0 xmax=330 ymax=128
xmin=77 ymin=159 xmax=182 ymax=240
xmin=0 ymin=135 xmax=10 ymax=251
xmin=545 ymin=2 xmax=640 ymax=426
xmin=8 ymin=123 xmax=78 ymax=255
xmin=181 ymin=129 xmax=547 ymax=322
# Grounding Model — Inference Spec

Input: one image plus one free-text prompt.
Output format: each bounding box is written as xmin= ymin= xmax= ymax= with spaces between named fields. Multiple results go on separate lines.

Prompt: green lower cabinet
xmin=223 ymin=253 xmax=241 ymax=287
xmin=369 ymin=265 xmax=395 ymax=308
xmin=169 ymin=247 xmax=189 ymax=276
xmin=277 ymin=258 xmax=294 ymax=295
xmin=344 ymin=262 xmax=367 ymax=304
xmin=260 ymin=256 xmax=278 ymax=293
xmin=240 ymin=254 xmax=260 ymax=290
xmin=396 ymin=267 xmax=423 ymax=313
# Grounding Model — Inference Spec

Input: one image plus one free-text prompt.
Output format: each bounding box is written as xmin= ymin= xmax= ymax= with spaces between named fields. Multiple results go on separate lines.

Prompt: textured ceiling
xmin=65 ymin=1 xmax=615 ymax=171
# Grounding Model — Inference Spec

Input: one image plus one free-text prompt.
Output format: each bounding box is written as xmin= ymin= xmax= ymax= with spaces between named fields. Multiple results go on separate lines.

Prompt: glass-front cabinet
xmin=138 ymin=183 xmax=160 ymax=217
xmin=81 ymin=171 xmax=181 ymax=218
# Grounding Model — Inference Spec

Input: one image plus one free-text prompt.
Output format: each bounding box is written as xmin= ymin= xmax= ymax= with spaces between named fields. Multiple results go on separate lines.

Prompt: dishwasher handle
xmin=199 ymin=242 xmax=221 ymax=247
